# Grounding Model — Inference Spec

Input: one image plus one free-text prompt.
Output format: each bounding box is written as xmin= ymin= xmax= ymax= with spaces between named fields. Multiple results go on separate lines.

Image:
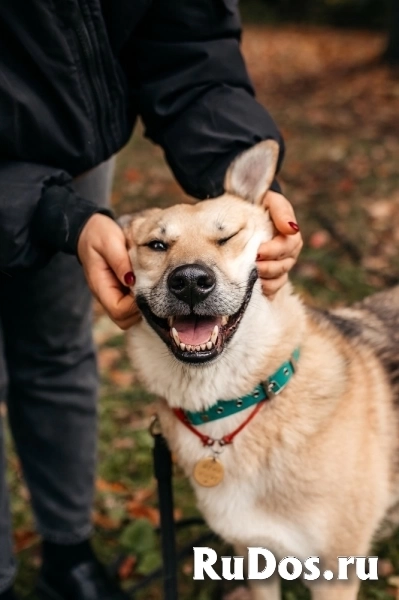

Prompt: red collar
xmin=173 ymin=400 xmax=266 ymax=447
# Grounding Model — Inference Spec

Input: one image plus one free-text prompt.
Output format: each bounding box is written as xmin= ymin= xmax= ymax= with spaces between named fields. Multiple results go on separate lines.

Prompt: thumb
xmin=100 ymin=224 xmax=135 ymax=287
xmin=266 ymin=190 xmax=300 ymax=236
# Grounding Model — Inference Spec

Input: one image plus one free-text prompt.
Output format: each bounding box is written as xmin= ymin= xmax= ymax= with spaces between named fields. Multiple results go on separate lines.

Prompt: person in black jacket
xmin=0 ymin=1 xmax=302 ymax=599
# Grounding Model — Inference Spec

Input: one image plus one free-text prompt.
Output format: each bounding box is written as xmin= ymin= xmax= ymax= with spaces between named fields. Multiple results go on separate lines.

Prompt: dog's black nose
xmin=167 ymin=264 xmax=216 ymax=307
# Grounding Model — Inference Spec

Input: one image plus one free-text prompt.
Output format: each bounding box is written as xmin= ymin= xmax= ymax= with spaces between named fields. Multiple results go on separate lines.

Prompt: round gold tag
xmin=193 ymin=457 xmax=224 ymax=487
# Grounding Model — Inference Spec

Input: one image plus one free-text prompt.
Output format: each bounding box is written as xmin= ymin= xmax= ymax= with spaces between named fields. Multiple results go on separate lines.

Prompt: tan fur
xmin=123 ymin=144 xmax=399 ymax=599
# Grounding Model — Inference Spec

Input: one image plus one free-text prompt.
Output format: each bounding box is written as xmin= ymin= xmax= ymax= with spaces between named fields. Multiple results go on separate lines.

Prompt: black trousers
xmin=0 ymin=159 xmax=114 ymax=592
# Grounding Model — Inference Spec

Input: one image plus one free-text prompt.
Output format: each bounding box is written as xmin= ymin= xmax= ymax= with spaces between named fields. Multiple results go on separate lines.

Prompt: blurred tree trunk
xmin=385 ymin=0 xmax=399 ymax=64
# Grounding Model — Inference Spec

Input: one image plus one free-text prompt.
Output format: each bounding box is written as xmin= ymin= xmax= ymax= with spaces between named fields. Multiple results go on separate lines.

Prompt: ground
xmin=6 ymin=24 xmax=399 ymax=600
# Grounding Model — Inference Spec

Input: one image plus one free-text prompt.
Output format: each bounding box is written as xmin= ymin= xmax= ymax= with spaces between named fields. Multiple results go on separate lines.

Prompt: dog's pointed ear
xmin=224 ymin=140 xmax=280 ymax=205
xmin=117 ymin=214 xmax=136 ymax=249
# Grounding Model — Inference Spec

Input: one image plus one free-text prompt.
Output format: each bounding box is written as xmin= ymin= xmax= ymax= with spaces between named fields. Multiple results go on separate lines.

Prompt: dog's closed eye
xmin=217 ymin=230 xmax=242 ymax=246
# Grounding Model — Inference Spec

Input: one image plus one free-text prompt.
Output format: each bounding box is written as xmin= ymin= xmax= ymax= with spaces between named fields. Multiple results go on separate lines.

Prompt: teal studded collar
xmin=182 ymin=348 xmax=300 ymax=426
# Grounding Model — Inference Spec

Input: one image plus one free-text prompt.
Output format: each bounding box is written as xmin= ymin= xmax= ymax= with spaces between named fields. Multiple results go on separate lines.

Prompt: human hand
xmin=257 ymin=190 xmax=303 ymax=297
xmin=77 ymin=214 xmax=141 ymax=329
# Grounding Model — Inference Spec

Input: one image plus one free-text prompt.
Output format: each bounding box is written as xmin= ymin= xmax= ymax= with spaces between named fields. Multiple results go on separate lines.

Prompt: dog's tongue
xmin=173 ymin=315 xmax=221 ymax=345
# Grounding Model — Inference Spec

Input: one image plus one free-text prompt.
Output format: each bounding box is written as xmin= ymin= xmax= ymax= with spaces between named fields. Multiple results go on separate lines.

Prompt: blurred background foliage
xmin=241 ymin=0 xmax=399 ymax=62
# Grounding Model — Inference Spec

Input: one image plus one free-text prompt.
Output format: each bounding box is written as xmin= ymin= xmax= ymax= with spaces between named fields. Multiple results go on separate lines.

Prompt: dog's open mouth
xmin=137 ymin=270 xmax=257 ymax=364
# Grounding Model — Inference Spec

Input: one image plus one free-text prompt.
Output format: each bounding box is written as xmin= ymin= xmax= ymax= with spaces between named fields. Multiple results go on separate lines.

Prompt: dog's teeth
xmin=171 ymin=327 xmax=180 ymax=346
xmin=168 ymin=317 xmax=174 ymax=327
xmin=195 ymin=345 xmax=201 ymax=351
xmin=187 ymin=345 xmax=192 ymax=351
xmin=180 ymin=343 xmax=186 ymax=351
xmin=206 ymin=341 xmax=213 ymax=350
xmin=200 ymin=344 xmax=206 ymax=351
xmin=211 ymin=326 xmax=219 ymax=345
xmin=221 ymin=316 xmax=228 ymax=326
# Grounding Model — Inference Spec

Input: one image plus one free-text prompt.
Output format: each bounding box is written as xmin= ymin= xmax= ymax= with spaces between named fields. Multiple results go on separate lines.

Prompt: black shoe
xmin=36 ymin=559 xmax=130 ymax=600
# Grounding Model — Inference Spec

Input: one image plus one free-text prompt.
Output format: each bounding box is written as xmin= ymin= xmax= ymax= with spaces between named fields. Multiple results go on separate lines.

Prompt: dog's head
xmin=122 ymin=141 xmax=280 ymax=365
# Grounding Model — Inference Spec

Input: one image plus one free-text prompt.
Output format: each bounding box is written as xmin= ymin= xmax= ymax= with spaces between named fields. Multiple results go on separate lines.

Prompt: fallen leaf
xmin=366 ymin=200 xmax=396 ymax=221
xmin=108 ymin=369 xmax=135 ymax=388
xmin=123 ymin=168 xmax=142 ymax=183
xmin=132 ymin=488 xmax=155 ymax=503
xmin=337 ymin=177 xmax=355 ymax=193
xmin=126 ymin=501 xmax=160 ymax=526
xmin=98 ymin=347 xmax=121 ymax=370
xmin=93 ymin=511 xmax=121 ymax=530
xmin=113 ymin=438 xmax=136 ymax=450
xmin=378 ymin=559 xmax=395 ymax=578
xmin=118 ymin=555 xmax=137 ymax=580
xmin=309 ymin=230 xmax=331 ymax=249
xmin=14 ymin=530 xmax=39 ymax=553
xmin=96 ymin=478 xmax=129 ymax=494
xmin=182 ymin=560 xmax=193 ymax=576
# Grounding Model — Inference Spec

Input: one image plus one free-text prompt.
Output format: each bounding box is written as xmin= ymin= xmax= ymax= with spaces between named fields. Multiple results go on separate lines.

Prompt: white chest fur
xmin=157 ymin=403 xmax=325 ymax=561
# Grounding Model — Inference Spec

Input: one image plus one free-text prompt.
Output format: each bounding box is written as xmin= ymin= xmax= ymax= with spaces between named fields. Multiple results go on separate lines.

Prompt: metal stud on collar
xmin=268 ymin=380 xmax=278 ymax=396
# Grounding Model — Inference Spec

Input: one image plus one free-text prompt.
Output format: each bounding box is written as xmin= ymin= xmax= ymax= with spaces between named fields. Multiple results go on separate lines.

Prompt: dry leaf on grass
xmin=98 ymin=347 xmax=121 ymax=371
xmin=126 ymin=501 xmax=160 ymax=526
xmin=108 ymin=369 xmax=135 ymax=387
xmin=309 ymin=230 xmax=331 ymax=249
xmin=378 ymin=559 xmax=395 ymax=578
xmin=112 ymin=437 xmax=136 ymax=450
xmin=123 ymin=168 xmax=142 ymax=183
xmin=96 ymin=478 xmax=129 ymax=494
xmin=14 ymin=530 xmax=39 ymax=553
xmin=133 ymin=488 xmax=155 ymax=503
xmin=118 ymin=555 xmax=137 ymax=580
xmin=93 ymin=511 xmax=121 ymax=530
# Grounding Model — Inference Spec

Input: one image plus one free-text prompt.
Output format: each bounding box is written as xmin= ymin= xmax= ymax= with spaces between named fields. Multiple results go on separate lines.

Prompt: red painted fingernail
xmin=288 ymin=221 xmax=300 ymax=232
xmin=124 ymin=272 xmax=135 ymax=286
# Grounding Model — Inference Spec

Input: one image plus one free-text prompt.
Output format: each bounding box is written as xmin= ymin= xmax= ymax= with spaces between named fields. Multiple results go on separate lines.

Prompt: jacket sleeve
xmin=124 ymin=0 xmax=284 ymax=199
xmin=0 ymin=161 xmax=112 ymax=273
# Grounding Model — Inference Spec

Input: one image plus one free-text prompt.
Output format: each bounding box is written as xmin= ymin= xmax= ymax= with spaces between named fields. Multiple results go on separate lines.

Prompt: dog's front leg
xmin=234 ymin=545 xmax=281 ymax=600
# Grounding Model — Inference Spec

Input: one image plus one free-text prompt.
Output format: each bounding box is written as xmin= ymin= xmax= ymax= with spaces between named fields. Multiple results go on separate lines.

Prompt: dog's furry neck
xmin=130 ymin=282 xmax=305 ymax=413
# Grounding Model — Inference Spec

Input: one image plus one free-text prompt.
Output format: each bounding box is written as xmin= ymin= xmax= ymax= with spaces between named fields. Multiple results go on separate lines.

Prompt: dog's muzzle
xmin=167 ymin=264 xmax=216 ymax=309
xmin=137 ymin=268 xmax=258 ymax=366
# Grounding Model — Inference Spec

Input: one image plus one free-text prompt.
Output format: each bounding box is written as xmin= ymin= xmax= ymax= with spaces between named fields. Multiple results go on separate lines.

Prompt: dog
xmin=121 ymin=140 xmax=399 ymax=599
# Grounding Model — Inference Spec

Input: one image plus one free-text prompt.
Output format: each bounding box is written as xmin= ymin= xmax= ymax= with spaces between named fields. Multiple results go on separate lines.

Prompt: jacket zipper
xmin=70 ymin=0 xmax=119 ymax=161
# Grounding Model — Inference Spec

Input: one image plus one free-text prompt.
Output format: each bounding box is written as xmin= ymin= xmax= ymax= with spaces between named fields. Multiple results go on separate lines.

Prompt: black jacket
xmin=0 ymin=0 xmax=284 ymax=272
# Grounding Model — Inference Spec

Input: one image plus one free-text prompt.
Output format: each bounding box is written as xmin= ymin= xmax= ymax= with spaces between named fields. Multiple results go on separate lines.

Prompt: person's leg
xmin=0 ymin=323 xmax=16 ymax=597
xmin=0 ymin=159 xmax=127 ymax=599
xmin=2 ymin=252 xmax=98 ymax=544
xmin=1 ymin=159 xmax=115 ymax=543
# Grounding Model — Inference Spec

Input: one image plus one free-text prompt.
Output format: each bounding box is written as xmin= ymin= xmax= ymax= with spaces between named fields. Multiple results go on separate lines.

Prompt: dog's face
xmin=122 ymin=140 xmax=280 ymax=365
